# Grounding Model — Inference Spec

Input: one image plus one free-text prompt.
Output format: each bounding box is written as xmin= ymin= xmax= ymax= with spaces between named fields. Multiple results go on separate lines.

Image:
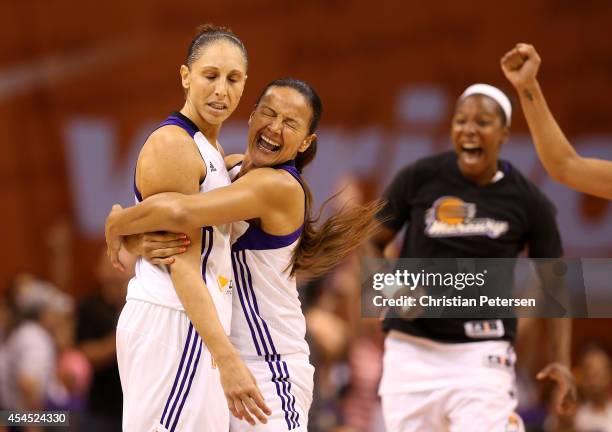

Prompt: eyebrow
xmin=260 ymin=103 xmax=303 ymax=126
xmin=199 ymin=65 xmax=244 ymax=75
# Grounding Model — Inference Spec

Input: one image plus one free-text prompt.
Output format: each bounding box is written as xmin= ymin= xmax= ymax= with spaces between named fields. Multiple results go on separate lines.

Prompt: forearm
xmin=108 ymin=194 xmax=187 ymax=237
xmin=170 ymin=258 xmax=237 ymax=363
xmin=79 ymin=333 xmax=117 ymax=369
xmin=18 ymin=375 xmax=43 ymax=410
xmin=547 ymin=318 xmax=571 ymax=367
xmin=517 ymin=81 xmax=579 ymax=181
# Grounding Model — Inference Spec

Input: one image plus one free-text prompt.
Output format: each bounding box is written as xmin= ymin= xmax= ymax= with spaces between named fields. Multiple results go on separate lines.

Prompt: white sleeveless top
xmin=229 ymin=162 xmax=309 ymax=357
xmin=126 ymin=112 xmax=233 ymax=334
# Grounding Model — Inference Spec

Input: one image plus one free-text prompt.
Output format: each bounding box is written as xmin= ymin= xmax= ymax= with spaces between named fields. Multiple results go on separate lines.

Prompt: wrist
xmin=516 ymin=79 xmax=540 ymax=95
xmin=213 ymin=347 xmax=241 ymax=368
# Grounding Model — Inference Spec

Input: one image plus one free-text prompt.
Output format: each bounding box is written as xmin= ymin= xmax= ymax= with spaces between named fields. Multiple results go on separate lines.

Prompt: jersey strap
xmin=156 ymin=111 xmax=200 ymax=138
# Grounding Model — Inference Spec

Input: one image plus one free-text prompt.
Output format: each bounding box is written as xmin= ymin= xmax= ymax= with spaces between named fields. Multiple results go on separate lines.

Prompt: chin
xmin=459 ymin=162 xmax=485 ymax=177
xmin=202 ymin=114 xmax=227 ymax=126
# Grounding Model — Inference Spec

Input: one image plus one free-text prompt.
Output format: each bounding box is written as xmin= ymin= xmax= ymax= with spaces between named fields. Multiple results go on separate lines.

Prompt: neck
xmin=238 ymin=153 xmax=255 ymax=178
xmin=458 ymin=163 xmax=498 ymax=187
xmin=180 ymin=103 xmax=220 ymax=146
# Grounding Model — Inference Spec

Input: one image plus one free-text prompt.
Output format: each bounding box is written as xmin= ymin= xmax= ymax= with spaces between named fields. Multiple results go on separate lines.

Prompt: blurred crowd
xmin=0 ymin=180 xmax=611 ymax=432
xmin=0 ymin=224 xmax=134 ymax=431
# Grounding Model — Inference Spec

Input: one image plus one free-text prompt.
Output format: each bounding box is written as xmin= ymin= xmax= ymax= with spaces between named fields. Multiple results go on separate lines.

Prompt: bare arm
xmin=107 ymin=168 xmax=295 ymax=236
xmin=501 ymin=43 xmax=612 ymax=199
xmin=532 ymin=262 xmax=576 ymax=415
xmin=369 ymin=225 xmax=398 ymax=258
xmin=124 ymin=128 xmax=269 ymax=424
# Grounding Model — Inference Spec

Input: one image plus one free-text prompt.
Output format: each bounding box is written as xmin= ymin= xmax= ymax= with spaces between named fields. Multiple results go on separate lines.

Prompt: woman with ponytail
xmin=106 ymin=78 xmax=381 ymax=431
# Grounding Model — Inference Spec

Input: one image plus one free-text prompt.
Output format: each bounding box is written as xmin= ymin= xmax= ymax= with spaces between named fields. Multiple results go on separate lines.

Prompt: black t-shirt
xmin=378 ymin=152 xmax=563 ymax=342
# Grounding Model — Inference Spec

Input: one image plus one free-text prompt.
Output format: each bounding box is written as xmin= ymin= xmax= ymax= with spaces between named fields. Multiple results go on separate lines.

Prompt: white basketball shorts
xmin=379 ymin=331 xmax=525 ymax=432
xmin=230 ymin=353 xmax=314 ymax=432
xmin=117 ymin=299 xmax=228 ymax=432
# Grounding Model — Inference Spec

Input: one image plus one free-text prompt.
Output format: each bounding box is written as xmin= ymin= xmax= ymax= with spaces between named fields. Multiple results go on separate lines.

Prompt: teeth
xmin=462 ymin=144 xmax=481 ymax=150
xmin=260 ymin=135 xmax=280 ymax=147
xmin=209 ymin=102 xmax=226 ymax=109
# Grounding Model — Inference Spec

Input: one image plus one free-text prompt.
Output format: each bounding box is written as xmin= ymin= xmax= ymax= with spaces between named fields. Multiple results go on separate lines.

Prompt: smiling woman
xmin=451 ymin=84 xmax=511 ymax=186
xmin=108 ymin=24 xmax=273 ymax=432
xmin=371 ymin=84 xmax=574 ymax=432
xmin=105 ymin=77 xmax=383 ymax=432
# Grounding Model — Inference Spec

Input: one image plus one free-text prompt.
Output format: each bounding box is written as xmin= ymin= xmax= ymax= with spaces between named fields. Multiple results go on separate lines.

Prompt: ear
xmin=298 ymin=133 xmax=316 ymax=153
xmin=180 ymin=65 xmax=190 ymax=91
xmin=248 ymin=111 xmax=255 ymax=126
xmin=500 ymin=126 xmax=510 ymax=145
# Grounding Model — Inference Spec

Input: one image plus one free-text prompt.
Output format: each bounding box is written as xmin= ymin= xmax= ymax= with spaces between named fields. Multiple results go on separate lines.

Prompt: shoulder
xmin=239 ymin=167 xmax=300 ymax=190
xmin=138 ymin=126 xmax=201 ymax=172
xmin=137 ymin=125 xmax=204 ymax=195
xmin=236 ymin=167 xmax=302 ymax=202
xmin=142 ymin=126 xmax=196 ymax=156
xmin=504 ymin=161 xmax=557 ymax=213
xmin=225 ymin=153 xmax=245 ymax=170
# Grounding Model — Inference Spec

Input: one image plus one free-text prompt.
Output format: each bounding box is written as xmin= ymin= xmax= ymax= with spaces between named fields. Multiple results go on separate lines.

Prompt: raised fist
xmin=501 ymin=43 xmax=542 ymax=89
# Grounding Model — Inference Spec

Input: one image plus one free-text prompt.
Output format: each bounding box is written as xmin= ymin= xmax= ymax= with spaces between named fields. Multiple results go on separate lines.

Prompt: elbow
xmin=167 ymin=200 xmax=190 ymax=231
xmin=548 ymin=154 xmax=579 ymax=186
xmin=164 ymin=195 xmax=200 ymax=231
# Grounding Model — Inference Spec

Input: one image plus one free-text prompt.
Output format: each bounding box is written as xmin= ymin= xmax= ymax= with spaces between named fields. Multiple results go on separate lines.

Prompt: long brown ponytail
xmin=256 ymin=78 xmax=383 ymax=279
xmin=292 ymin=151 xmax=384 ymax=279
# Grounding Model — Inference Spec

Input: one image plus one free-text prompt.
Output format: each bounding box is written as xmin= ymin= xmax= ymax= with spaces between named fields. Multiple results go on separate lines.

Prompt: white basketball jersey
xmin=229 ymin=162 xmax=310 ymax=357
xmin=126 ymin=112 xmax=233 ymax=334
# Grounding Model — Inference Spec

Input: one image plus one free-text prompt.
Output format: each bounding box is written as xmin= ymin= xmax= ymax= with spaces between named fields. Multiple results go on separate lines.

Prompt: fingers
xmin=149 ymin=257 xmax=175 ymax=266
xmin=141 ymin=236 xmax=189 ymax=262
xmin=515 ymin=43 xmax=537 ymax=60
xmin=226 ymin=389 xmax=270 ymax=425
xmin=501 ymin=48 xmax=526 ymax=71
xmin=226 ymin=396 xmax=242 ymax=421
xmin=147 ymin=246 xmax=187 ymax=259
xmin=536 ymin=363 xmax=554 ymax=380
xmin=107 ymin=241 xmax=125 ymax=272
xmin=144 ymin=232 xmax=187 ymax=242
xmin=110 ymin=252 xmax=125 ymax=272
xmin=242 ymin=394 xmax=269 ymax=424
xmin=251 ymin=387 xmax=272 ymax=416
xmin=512 ymin=43 xmax=541 ymax=66
xmin=232 ymin=397 xmax=256 ymax=426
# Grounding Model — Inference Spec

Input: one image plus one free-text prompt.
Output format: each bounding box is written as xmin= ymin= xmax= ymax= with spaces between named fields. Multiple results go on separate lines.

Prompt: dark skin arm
xmin=502 ymin=43 xmax=612 ymax=199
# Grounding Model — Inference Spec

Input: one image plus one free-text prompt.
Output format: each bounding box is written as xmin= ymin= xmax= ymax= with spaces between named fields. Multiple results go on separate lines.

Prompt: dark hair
xmin=186 ymin=24 xmax=248 ymax=69
xmin=255 ymin=78 xmax=383 ymax=278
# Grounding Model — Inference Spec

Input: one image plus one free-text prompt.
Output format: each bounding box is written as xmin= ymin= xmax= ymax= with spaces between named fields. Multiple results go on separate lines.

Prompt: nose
xmin=214 ymin=78 xmax=228 ymax=98
xmin=462 ymin=120 xmax=477 ymax=136
xmin=267 ymin=117 xmax=283 ymax=135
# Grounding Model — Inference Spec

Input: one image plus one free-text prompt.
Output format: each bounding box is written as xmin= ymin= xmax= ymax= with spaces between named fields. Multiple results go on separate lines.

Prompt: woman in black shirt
xmin=372 ymin=84 xmax=575 ymax=432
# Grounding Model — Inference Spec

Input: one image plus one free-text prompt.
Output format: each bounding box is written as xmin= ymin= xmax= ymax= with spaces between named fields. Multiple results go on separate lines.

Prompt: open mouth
xmin=207 ymin=102 xmax=227 ymax=112
xmin=257 ymin=134 xmax=281 ymax=153
xmin=460 ymin=144 xmax=483 ymax=164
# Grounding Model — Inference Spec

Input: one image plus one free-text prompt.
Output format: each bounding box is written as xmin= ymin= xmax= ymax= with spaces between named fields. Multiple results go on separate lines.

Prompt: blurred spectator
xmin=75 ymin=248 xmax=134 ymax=431
xmin=303 ymin=175 xmax=386 ymax=432
xmin=303 ymin=275 xmax=351 ymax=432
xmin=0 ymin=274 xmax=73 ymax=412
xmin=574 ymin=345 xmax=612 ymax=432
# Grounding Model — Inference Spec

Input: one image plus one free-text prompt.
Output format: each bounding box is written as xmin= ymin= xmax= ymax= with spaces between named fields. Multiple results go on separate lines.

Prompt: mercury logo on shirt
xmin=425 ymin=196 xmax=509 ymax=239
